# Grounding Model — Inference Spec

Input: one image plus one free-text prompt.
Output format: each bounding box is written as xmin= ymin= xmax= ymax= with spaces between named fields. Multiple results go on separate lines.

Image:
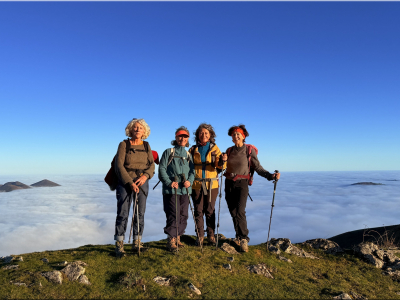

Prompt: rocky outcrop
xmin=353 ymin=242 xmax=400 ymax=273
xmin=247 ymin=263 xmax=274 ymax=278
xmin=302 ymin=238 xmax=343 ymax=255
xmin=221 ymin=242 xmax=239 ymax=255
xmin=42 ymin=271 xmax=63 ymax=284
xmin=31 ymin=180 xmax=61 ymax=187
xmin=268 ymin=238 xmax=319 ymax=259
xmin=0 ymin=182 xmax=31 ymax=192
xmin=61 ymin=261 xmax=87 ymax=281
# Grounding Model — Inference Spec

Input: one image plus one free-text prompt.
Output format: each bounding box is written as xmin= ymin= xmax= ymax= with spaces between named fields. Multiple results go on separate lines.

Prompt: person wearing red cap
xmin=158 ymin=126 xmax=195 ymax=252
xmin=190 ymin=123 xmax=226 ymax=247
xmin=221 ymin=124 xmax=280 ymax=252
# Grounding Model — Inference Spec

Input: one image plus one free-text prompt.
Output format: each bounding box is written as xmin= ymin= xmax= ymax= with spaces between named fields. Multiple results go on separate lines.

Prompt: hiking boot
xmin=196 ymin=236 xmax=204 ymax=247
xmin=177 ymin=236 xmax=185 ymax=248
xmin=115 ymin=241 xmax=126 ymax=258
xmin=208 ymin=234 xmax=216 ymax=245
xmin=132 ymin=239 xmax=144 ymax=252
xmin=232 ymin=238 xmax=241 ymax=247
xmin=240 ymin=239 xmax=249 ymax=253
xmin=167 ymin=236 xmax=177 ymax=252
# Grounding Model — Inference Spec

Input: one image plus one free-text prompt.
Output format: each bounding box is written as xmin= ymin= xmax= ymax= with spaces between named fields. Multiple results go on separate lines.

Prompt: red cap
xmin=152 ymin=150 xmax=159 ymax=165
xmin=175 ymin=130 xmax=189 ymax=137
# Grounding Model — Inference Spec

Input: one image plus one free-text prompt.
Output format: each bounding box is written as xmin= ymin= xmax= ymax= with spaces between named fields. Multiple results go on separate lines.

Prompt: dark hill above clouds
xmin=0 ymin=181 xmax=31 ymax=192
xmin=351 ymin=182 xmax=384 ymax=185
xmin=30 ymin=179 xmax=61 ymax=187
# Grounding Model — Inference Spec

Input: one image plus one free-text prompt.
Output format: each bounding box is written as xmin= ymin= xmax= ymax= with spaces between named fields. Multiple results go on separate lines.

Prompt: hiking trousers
xmin=163 ymin=194 xmax=189 ymax=238
xmin=114 ymin=180 xmax=149 ymax=241
xmin=191 ymin=188 xmax=218 ymax=237
xmin=225 ymin=178 xmax=250 ymax=242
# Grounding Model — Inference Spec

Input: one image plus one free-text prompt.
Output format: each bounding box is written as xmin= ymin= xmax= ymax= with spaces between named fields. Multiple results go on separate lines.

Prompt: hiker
xmin=190 ymin=123 xmax=226 ymax=247
xmin=114 ymin=118 xmax=155 ymax=257
xmin=158 ymin=126 xmax=195 ymax=251
xmin=221 ymin=124 xmax=280 ymax=252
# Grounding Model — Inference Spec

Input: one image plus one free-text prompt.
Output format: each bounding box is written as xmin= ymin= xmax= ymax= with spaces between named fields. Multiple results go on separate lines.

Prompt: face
xmin=176 ymin=135 xmax=189 ymax=147
xmin=131 ymin=123 xmax=145 ymax=139
xmin=199 ymin=128 xmax=210 ymax=144
xmin=232 ymin=131 xmax=244 ymax=145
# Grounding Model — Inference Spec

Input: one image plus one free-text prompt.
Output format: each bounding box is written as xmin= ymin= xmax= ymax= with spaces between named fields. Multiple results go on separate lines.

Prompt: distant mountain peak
xmin=31 ymin=179 xmax=61 ymax=187
xmin=0 ymin=181 xmax=31 ymax=192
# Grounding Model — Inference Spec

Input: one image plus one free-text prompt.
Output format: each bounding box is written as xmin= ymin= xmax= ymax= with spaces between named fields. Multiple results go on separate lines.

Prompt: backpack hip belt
xmin=194 ymin=177 xmax=218 ymax=202
xmin=224 ymin=172 xmax=250 ymax=182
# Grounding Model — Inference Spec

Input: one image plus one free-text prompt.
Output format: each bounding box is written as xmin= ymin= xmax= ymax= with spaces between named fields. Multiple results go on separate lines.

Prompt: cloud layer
xmin=1 ymin=171 xmax=399 ymax=256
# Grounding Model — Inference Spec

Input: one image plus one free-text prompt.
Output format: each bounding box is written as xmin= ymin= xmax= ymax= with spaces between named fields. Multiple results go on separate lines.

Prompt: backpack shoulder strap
xmin=143 ymin=141 xmax=149 ymax=153
xmin=125 ymin=139 xmax=131 ymax=154
xmin=226 ymin=146 xmax=233 ymax=157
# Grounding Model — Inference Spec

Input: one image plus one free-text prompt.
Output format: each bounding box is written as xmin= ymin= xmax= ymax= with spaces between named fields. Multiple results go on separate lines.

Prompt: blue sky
xmin=1 ymin=2 xmax=399 ymax=175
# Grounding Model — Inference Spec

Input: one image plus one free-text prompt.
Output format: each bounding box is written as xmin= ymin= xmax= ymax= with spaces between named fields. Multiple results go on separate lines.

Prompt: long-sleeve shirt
xmin=158 ymin=146 xmax=195 ymax=195
xmin=225 ymin=144 xmax=274 ymax=180
xmin=115 ymin=140 xmax=155 ymax=186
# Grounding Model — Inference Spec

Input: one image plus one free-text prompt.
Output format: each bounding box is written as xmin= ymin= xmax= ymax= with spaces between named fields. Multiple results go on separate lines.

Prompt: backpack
xmin=226 ymin=144 xmax=258 ymax=186
xmin=167 ymin=147 xmax=191 ymax=166
xmin=104 ymin=140 xmax=150 ymax=191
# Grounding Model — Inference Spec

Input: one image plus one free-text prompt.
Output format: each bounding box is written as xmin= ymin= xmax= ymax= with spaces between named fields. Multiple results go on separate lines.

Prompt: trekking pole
xmin=266 ymin=170 xmax=279 ymax=251
xmin=128 ymin=191 xmax=138 ymax=244
xmin=137 ymin=201 xmax=140 ymax=256
xmin=216 ymin=166 xmax=225 ymax=250
xmin=174 ymin=175 xmax=179 ymax=253
xmin=182 ymin=173 xmax=202 ymax=253
xmin=152 ymin=180 xmax=161 ymax=190
xmin=248 ymin=193 xmax=253 ymax=202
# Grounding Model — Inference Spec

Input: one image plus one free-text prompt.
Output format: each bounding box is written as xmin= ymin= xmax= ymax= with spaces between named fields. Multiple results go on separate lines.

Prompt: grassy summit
xmin=1 ymin=236 xmax=400 ymax=299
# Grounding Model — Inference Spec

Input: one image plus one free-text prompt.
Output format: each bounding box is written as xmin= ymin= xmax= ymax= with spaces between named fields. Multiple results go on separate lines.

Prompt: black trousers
xmin=225 ymin=179 xmax=250 ymax=242
xmin=191 ymin=188 xmax=218 ymax=237
xmin=163 ymin=194 xmax=189 ymax=238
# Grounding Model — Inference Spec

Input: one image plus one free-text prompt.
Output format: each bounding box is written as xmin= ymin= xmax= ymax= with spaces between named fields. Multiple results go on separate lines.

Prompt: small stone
xmin=188 ymin=283 xmax=201 ymax=295
xmin=227 ymin=257 xmax=234 ymax=262
xmin=153 ymin=276 xmax=170 ymax=286
xmin=349 ymin=291 xmax=368 ymax=300
xmin=2 ymin=264 xmax=19 ymax=270
xmin=143 ymin=284 xmax=146 ymax=291
xmin=42 ymin=258 xmax=49 ymax=263
xmin=10 ymin=281 xmax=27 ymax=287
xmin=61 ymin=262 xmax=86 ymax=281
xmin=247 ymin=263 xmax=274 ymax=279
xmin=16 ymin=256 xmax=23 ymax=262
xmin=396 ymin=291 xmax=400 ymax=295
xmin=223 ymin=264 xmax=232 ymax=271
xmin=221 ymin=243 xmax=239 ymax=255
xmin=58 ymin=261 xmax=68 ymax=266
xmin=42 ymin=271 xmax=63 ymax=284
xmin=278 ymin=256 xmax=293 ymax=263
xmin=333 ymin=293 xmax=352 ymax=300
xmin=78 ymin=275 xmax=91 ymax=285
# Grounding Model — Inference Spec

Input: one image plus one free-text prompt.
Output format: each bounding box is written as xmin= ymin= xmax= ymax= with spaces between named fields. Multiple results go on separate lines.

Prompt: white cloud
xmin=0 ymin=171 xmax=399 ymax=256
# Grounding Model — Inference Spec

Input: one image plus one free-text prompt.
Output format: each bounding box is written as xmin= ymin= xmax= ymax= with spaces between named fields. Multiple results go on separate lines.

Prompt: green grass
xmin=1 ymin=236 xmax=400 ymax=299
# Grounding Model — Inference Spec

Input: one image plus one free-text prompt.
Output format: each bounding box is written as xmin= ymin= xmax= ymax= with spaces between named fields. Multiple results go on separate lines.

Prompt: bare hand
xmin=131 ymin=182 xmax=139 ymax=193
xmin=135 ymin=175 xmax=147 ymax=187
xmin=171 ymin=182 xmax=179 ymax=189
xmin=183 ymin=180 xmax=191 ymax=188
xmin=274 ymin=172 xmax=280 ymax=180
xmin=221 ymin=153 xmax=228 ymax=162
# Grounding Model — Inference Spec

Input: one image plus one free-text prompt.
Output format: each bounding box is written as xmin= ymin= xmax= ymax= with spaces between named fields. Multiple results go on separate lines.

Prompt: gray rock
xmin=227 ymin=257 xmax=234 ymax=262
xmin=303 ymin=238 xmax=344 ymax=255
xmin=354 ymin=243 xmax=385 ymax=268
xmin=278 ymin=256 xmax=293 ymax=263
xmin=268 ymin=245 xmax=281 ymax=254
xmin=247 ymin=263 xmax=274 ymax=279
xmin=42 ymin=271 xmax=63 ymax=284
xmin=61 ymin=261 xmax=86 ymax=281
xmin=269 ymin=238 xmax=319 ymax=259
xmin=188 ymin=283 xmax=201 ymax=295
xmin=15 ymin=256 xmax=23 ymax=262
xmin=216 ymin=234 xmax=226 ymax=240
xmin=78 ymin=275 xmax=91 ymax=285
xmin=223 ymin=264 xmax=232 ymax=271
xmin=153 ymin=276 xmax=171 ymax=286
xmin=10 ymin=281 xmax=27 ymax=287
xmin=333 ymin=293 xmax=352 ymax=300
xmin=384 ymin=251 xmax=398 ymax=264
xmin=41 ymin=258 xmax=49 ymax=263
xmin=374 ymin=249 xmax=385 ymax=260
xmin=2 ymin=256 xmax=14 ymax=264
xmin=221 ymin=243 xmax=239 ymax=255
xmin=2 ymin=264 xmax=19 ymax=270
xmin=58 ymin=261 xmax=68 ymax=266
xmin=349 ymin=291 xmax=368 ymax=300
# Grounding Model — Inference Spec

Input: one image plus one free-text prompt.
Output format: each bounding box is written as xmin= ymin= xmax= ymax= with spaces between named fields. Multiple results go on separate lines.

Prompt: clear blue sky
xmin=1 ymin=2 xmax=399 ymax=175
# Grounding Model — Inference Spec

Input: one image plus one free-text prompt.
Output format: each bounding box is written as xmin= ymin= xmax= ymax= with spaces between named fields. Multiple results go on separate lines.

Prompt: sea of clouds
xmin=0 ymin=171 xmax=399 ymax=257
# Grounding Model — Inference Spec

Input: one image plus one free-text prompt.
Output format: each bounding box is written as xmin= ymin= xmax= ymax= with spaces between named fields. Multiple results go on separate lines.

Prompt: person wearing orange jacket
xmin=190 ymin=123 xmax=226 ymax=247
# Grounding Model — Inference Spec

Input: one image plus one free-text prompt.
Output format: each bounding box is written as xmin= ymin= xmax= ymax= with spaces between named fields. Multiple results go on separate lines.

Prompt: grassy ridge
xmin=1 ymin=236 xmax=400 ymax=299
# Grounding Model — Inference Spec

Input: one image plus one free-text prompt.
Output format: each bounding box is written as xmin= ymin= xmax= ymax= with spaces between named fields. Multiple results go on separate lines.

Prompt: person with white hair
xmin=114 ymin=118 xmax=155 ymax=258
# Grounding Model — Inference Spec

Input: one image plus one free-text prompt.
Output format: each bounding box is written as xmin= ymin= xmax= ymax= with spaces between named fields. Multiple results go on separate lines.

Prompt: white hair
xmin=125 ymin=118 xmax=151 ymax=140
